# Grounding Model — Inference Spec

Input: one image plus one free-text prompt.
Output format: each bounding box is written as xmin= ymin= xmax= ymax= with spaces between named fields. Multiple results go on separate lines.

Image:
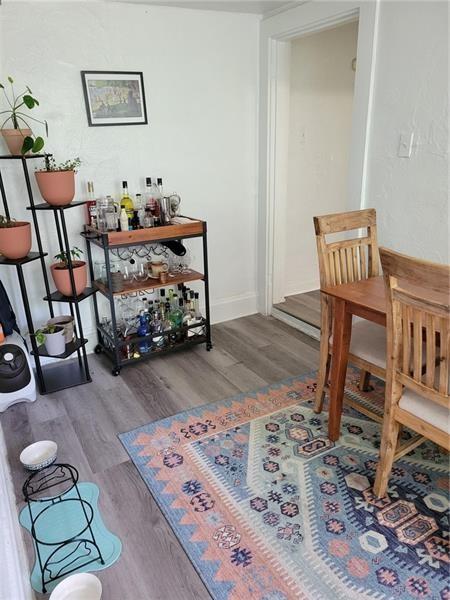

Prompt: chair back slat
xmin=314 ymin=209 xmax=379 ymax=287
xmin=380 ymin=247 xmax=450 ymax=409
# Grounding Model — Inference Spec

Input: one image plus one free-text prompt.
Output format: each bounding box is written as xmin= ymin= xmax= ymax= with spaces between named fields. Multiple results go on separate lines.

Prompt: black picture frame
xmin=81 ymin=70 xmax=148 ymax=127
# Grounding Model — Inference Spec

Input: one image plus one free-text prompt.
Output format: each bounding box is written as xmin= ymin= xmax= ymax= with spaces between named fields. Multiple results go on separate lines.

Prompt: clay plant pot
xmin=43 ymin=326 xmax=65 ymax=357
xmin=47 ymin=315 xmax=74 ymax=343
xmin=0 ymin=221 xmax=32 ymax=260
xmin=35 ymin=170 xmax=75 ymax=206
xmin=1 ymin=128 xmax=32 ymax=156
xmin=50 ymin=261 xmax=87 ymax=297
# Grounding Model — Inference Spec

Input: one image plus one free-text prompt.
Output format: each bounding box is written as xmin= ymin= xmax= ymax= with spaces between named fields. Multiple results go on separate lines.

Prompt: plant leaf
xmin=22 ymin=94 xmax=35 ymax=109
xmin=32 ymin=136 xmax=44 ymax=153
xmin=7 ymin=76 xmax=13 ymax=84
xmin=21 ymin=136 xmax=34 ymax=154
xmin=44 ymin=120 xmax=48 ymax=136
xmin=26 ymin=86 xmax=32 ymax=94
xmin=0 ymin=83 xmax=4 ymax=89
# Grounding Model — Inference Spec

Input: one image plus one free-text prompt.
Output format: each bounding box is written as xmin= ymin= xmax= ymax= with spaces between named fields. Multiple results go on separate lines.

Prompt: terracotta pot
xmin=0 ymin=221 xmax=32 ymax=260
xmin=1 ymin=128 xmax=32 ymax=155
xmin=47 ymin=315 xmax=74 ymax=343
xmin=51 ymin=261 xmax=87 ymax=297
xmin=35 ymin=170 xmax=75 ymax=206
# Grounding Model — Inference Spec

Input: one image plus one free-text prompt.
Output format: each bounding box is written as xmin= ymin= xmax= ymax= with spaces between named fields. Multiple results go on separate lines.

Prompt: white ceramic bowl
xmin=49 ymin=573 xmax=102 ymax=600
xmin=19 ymin=440 xmax=58 ymax=471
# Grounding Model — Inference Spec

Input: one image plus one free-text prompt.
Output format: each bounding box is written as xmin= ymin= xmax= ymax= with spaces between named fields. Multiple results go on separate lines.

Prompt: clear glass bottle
xmin=149 ymin=179 xmax=162 ymax=224
xmin=135 ymin=193 xmax=145 ymax=227
xmin=150 ymin=305 xmax=165 ymax=349
xmin=143 ymin=207 xmax=154 ymax=228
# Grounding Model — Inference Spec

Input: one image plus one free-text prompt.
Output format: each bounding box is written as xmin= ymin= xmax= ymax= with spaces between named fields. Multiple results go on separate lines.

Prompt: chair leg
xmin=359 ymin=370 xmax=372 ymax=392
xmin=373 ymin=414 xmax=400 ymax=497
xmin=314 ymin=351 xmax=331 ymax=414
xmin=315 ymin=293 xmax=332 ymax=414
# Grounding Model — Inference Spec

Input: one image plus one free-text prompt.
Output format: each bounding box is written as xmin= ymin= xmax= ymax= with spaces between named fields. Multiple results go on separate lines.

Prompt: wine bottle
xmin=121 ymin=181 xmax=134 ymax=217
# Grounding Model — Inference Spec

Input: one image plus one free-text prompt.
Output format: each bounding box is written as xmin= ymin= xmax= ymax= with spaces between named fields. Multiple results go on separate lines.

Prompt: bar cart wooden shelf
xmin=82 ymin=217 xmax=212 ymax=376
xmin=0 ymin=154 xmax=96 ymax=394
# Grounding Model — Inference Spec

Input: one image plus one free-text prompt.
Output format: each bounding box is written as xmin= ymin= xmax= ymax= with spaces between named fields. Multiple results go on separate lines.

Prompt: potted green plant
xmin=34 ymin=324 xmax=65 ymax=356
xmin=0 ymin=76 xmax=47 ymax=155
xmin=0 ymin=215 xmax=32 ymax=260
xmin=51 ymin=246 xmax=87 ymax=297
xmin=35 ymin=156 xmax=81 ymax=206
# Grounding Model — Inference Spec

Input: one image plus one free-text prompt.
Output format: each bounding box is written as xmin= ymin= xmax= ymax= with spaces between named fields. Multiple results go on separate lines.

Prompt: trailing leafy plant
xmin=0 ymin=76 xmax=48 ymax=154
xmin=33 ymin=324 xmax=62 ymax=345
xmin=54 ymin=246 xmax=84 ymax=267
xmin=41 ymin=155 xmax=81 ymax=172
xmin=0 ymin=215 xmax=19 ymax=228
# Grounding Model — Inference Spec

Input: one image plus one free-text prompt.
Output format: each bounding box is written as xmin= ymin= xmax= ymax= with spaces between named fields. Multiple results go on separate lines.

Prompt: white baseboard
xmin=271 ymin=306 xmax=321 ymax=341
xmin=209 ymin=292 xmax=258 ymax=324
xmin=283 ymin=279 xmax=320 ymax=298
xmin=0 ymin=426 xmax=35 ymax=600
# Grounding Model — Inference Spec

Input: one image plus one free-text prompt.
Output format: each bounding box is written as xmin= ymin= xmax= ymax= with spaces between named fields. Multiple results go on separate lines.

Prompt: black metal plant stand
xmin=0 ymin=155 xmax=96 ymax=393
xmin=23 ymin=463 xmax=104 ymax=594
xmin=82 ymin=218 xmax=212 ymax=376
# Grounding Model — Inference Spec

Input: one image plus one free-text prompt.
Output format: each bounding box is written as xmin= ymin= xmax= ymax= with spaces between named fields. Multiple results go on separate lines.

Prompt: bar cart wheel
xmin=111 ymin=367 xmax=121 ymax=376
xmin=206 ymin=342 xmax=213 ymax=351
xmin=94 ymin=344 xmax=102 ymax=354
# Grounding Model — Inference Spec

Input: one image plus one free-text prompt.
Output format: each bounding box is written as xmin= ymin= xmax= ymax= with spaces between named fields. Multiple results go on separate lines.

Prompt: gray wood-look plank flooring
xmin=274 ymin=289 xmax=321 ymax=328
xmin=1 ymin=315 xmax=319 ymax=600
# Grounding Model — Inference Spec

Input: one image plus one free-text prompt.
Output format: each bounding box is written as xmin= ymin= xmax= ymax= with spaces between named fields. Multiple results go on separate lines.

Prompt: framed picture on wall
xmin=81 ymin=71 xmax=148 ymax=126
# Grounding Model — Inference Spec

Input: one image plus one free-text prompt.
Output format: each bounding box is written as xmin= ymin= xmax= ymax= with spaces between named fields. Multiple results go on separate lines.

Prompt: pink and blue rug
xmin=119 ymin=368 xmax=449 ymax=599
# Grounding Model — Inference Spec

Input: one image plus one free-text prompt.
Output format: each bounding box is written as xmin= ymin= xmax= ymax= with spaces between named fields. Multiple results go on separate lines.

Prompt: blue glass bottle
xmin=137 ymin=313 xmax=150 ymax=354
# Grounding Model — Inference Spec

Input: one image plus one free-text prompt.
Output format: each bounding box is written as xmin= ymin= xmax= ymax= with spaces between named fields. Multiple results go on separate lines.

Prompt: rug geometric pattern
xmin=119 ymin=368 xmax=449 ymax=600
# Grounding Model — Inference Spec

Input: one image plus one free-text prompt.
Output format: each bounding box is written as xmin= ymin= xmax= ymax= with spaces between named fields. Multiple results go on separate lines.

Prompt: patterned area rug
xmin=119 ymin=368 xmax=449 ymax=600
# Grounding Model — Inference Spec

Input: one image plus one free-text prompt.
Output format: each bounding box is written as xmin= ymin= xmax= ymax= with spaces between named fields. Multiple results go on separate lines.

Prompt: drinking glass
xmin=122 ymin=264 xmax=134 ymax=286
xmin=134 ymin=262 xmax=148 ymax=283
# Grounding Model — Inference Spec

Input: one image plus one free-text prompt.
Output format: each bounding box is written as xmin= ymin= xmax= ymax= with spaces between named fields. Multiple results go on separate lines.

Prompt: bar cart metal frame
xmin=0 ymin=154 xmax=95 ymax=393
xmin=23 ymin=463 xmax=104 ymax=594
xmin=82 ymin=217 xmax=212 ymax=376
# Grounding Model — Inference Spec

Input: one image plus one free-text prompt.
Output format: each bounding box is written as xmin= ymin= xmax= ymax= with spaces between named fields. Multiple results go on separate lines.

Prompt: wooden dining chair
xmin=313 ymin=208 xmax=386 ymax=420
xmin=373 ymin=247 xmax=450 ymax=497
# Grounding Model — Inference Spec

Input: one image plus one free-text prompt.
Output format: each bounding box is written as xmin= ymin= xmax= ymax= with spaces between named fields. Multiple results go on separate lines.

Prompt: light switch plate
xmin=398 ymin=132 xmax=414 ymax=158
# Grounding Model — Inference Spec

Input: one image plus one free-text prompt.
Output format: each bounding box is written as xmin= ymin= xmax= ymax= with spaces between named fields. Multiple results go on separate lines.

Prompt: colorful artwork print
xmin=81 ymin=71 xmax=148 ymax=126
xmin=120 ymin=368 xmax=449 ymax=600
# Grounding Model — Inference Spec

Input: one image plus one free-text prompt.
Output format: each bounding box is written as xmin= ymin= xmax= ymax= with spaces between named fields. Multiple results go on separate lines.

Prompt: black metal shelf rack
xmin=82 ymin=219 xmax=212 ymax=376
xmin=0 ymin=154 xmax=95 ymax=394
xmin=23 ymin=463 xmax=104 ymax=594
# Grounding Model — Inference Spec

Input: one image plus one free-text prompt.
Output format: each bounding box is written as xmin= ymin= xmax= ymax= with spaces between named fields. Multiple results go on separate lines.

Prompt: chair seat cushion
xmin=330 ymin=320 xmax=386 ymax=370
xmin=399 ymin=388 xmax=450 ymax=434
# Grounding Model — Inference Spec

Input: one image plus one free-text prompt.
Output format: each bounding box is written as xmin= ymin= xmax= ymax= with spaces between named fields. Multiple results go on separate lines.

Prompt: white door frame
xmin=257 ymin=0 xmax=380 ymax=313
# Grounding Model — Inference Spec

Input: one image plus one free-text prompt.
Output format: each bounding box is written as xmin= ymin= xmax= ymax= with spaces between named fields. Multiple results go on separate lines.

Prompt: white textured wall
xmin=366 ymin=0 xmax=449 ymax=263
xmin=0 ymin=1 xmax=259 ymax=339
xmin=285 ymin=21 xmax=358 ymax=296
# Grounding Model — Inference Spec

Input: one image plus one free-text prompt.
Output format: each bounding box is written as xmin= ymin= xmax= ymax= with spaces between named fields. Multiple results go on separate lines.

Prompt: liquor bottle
xmin=86 ymin=181 xmax=97 ymax=228
xmin=143 ymin=207 xmax=154 ymax=228
xmin=163 ymin=301 xmax=177 ymax=345
xmin=131 ymin=210 xmax=140 ymax=230
xmin=121 ymin=181 xmax=134 ymax=218
xmin=119 ymin=206 xmax=129 ymax=232
xmin=136 ymin=193 xmax=145 ymax=227
xmin=157 ymin=177 xmax=164 ymax=196
xmin=137 ymin=313 xmax=150 ymax=354
xmin=191 ymin=292 xmax=204 ymax=336
xmin=168 ymin=298 xmax=183 ymax=332
xmin=145 ymin=177 xmax=161 ymax=224
xmin=150 ymin=305 xmax=165 ymax=349
xmin=159 ymin=288 xmax=166 ymax=304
